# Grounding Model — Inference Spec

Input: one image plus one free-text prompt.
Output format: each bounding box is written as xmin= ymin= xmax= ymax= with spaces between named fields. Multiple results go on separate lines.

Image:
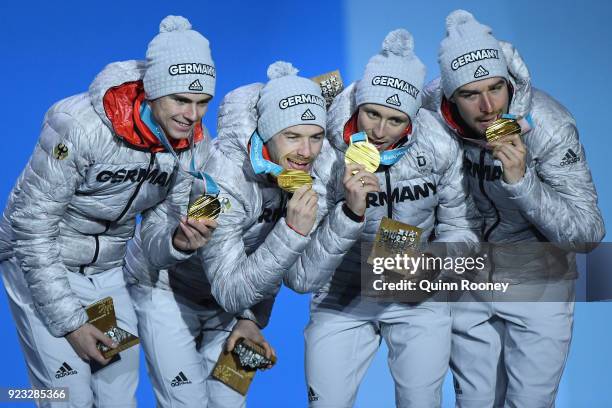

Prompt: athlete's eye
xmin=460 ymin=93 xmax=478 ymax=101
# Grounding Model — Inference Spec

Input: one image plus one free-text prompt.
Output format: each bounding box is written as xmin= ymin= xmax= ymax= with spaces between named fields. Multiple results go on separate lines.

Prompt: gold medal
xmin=187 ymin=195 xmax=223 ymax=220
xmin=345 ymin=132 xmax=381 ymax=173
xmin=485 ymin=118 xmax=521 ymax=143
xmin=277 ymin=169 xmax=313 ymax=193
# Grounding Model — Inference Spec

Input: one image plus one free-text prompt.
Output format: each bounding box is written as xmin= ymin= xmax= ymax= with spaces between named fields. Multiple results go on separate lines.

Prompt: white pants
xmin=304 ymin=292 xmax=451 ymax=408
xmin=128 ymin=283 xmax=245 ymax=408
xmin=1 ymin=258 xmax=139 ymax=408
xmin=449 ymin=280 xmax=575 ymax=408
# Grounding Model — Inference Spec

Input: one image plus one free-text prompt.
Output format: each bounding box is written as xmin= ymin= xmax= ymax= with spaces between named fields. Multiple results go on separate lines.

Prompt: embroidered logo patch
xmin=473 ymin=65 xmax=490 ymax=78
xmin=560 ymin=148 xmax=580 ymax=166
xmin=53 ymin=143 xmax=69 ymax=160
xmin=301 ymin=109 xmax=316 ymax=120
xmin=188 ymin=79 xmax=203 ymax=91
xmin=385 ymin=94 xmax=402 ymax=107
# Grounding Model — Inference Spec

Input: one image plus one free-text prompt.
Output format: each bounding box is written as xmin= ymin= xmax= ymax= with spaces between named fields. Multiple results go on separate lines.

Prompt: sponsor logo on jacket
xmin=171 ymin=371 xmax=192 ymax=387
xmin=371 ymin=76 xmax=420 ymax=99
xmin=451 ymin=49 xmax=499 ymax=71
xmin=55 ymin=362 xmax=78 ymax=379
xmin=366 ymin=182 xmax=437 ymax=208
xmin=308 ymin=386 xmax=320 ymax=402
xmin=464 ymin=157 xmax=503 ymax=181
xmin=95 ymin=168 xmax=172 ymax=186
xmin=279 ymin=94 xmax=326 ymax=110
xmin=168 ymin=63 xmax=216 ymax=78
xmin=560 ymin=148 xmax=580 ymax=166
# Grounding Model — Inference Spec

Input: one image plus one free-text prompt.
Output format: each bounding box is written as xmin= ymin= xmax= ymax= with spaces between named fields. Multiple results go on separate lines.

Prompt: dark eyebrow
xmin=457 ymin=89 xmax=480 ymax=97
xmin=488 ymin=79 xmax=506 ymax=90
xmin=362 ymin=107 xmax=406 ymax=122
xmin=170 ymin=95 xmax=192 ymax=103
xmin=171 ymin=94 xmax=212 ymax=103
xmin=457 ymin=79 xmax=506 ymax=97
xmin=282 ymin=131 xmax=324 ymax=138
xmin=282 ymin=131 xmax=301 ymax=137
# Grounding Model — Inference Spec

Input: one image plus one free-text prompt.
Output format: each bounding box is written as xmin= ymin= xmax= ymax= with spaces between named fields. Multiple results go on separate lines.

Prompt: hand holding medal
xmin=344 ymin=131 xmax=381 ymax=173
xmin=175 ymin=183 xmax=228 ymax=252
xmin=285 ymin=184 xmax=318 ymax=235
xmin=485 ymin=117 xmax=521 ymax=143
xmin=187 ymin=195 xmax=231 ymax=220
xmin=174 ymin=174 xmax=225 ymax=252
xmin=139 ymin=100 xmax=224 ymax=252
xmin=342 ymin=131 xmax=381 ymax=217
xmin=486 ymin=115 xmax=528 ymax=184
xmin=343 ymin=163 xmax=380 ymax=218
xmin=176 ymin=194 xmax=231 ymax=250
xmin=277 ymin=169 xmax=313 ymax=193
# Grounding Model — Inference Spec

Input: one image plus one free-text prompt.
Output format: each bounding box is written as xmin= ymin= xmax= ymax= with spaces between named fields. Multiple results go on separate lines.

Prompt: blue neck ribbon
xmin=349 ymin=131 xmax=410 ymax=167
xmin=140 ymin=101 xmax=219 ymax=195
xmin=249 ymin=131 xmax=284 ymax=176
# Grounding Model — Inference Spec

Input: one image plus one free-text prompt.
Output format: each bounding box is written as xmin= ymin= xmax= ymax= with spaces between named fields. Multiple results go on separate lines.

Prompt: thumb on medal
xmin=344 ymin=163 xmax=366 ymax=181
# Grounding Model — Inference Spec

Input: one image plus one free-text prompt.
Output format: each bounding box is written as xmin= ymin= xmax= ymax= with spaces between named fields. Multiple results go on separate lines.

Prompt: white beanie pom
xmin=445 ymin=9 xmax=475 ymax=31
xmin=159 ymin=15 xmax=192 ymax=33
xmin=382 ymin=29 xmax=413 ymax=57
xmin=267 ymin=61 xmax=299 ymax=80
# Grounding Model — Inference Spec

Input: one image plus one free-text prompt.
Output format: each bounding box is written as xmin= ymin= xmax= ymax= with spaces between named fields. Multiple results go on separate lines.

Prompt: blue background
xmin=0 ymin=1 xmax=610 ymax=406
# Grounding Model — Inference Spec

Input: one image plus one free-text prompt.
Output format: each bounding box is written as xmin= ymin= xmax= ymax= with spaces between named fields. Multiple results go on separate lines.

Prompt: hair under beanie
xmin=256 ymin=61 xmax=326 ymax=142
xmin=439 ymin=9 xmax=509 ymax=98
xmin=144 ymin=15 xmax=216 ymax=100
xmin=355 ymin=29 xmax=425 ymax=120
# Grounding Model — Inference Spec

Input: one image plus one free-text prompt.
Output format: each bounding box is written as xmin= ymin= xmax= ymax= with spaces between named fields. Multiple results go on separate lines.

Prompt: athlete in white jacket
xmin=0 ymin=16 xmax=217 ymax=407
xmin=422 ymin=10 xmax=605 ymax=408
xmin=301 ymin=30 xmax=481 ymax=408
xmin=132 ymin=61 xmax=373 ymax=407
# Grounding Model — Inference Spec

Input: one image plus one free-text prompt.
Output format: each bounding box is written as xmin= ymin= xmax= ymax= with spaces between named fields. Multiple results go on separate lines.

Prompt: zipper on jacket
xmin=114 ymin=152 xmax=156 ymax=223
xmin=79 ymin=220 xmax=111 ymax=274
xmin=79 ymin=235 xmax=100 ymax=274
xmin=79 ymin=153 xmax=155 ymax=274
xmin=384 ymin=167 xmax=393 ymax=219
xmin=477 ymin=149 xmax=500 ymax=241
xmin=475 ymin=149 xmax=500 ymax=283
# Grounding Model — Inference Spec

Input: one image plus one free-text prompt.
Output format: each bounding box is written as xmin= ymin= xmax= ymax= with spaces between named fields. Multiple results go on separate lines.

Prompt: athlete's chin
xmin=167 ymin=131 xmax=192 ymax=141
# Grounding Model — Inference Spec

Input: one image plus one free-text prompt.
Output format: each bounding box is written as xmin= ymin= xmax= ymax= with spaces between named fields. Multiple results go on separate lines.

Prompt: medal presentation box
xmin=212 ymin=338 xmax=277 ymax=396
xmin=85 ymin=297 xmax=139 ymax=359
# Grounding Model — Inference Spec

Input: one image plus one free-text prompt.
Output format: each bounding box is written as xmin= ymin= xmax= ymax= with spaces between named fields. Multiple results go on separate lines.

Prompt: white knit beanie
xmin=439 ymin=10 xmax=509 ymax=98
xmin=355 ymin=29 xmax=426 ymax=120
xmin=257 ymin=61 xmax=326 ymax=142
xmin=144 ymin=15 xmax=216 ymax=99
